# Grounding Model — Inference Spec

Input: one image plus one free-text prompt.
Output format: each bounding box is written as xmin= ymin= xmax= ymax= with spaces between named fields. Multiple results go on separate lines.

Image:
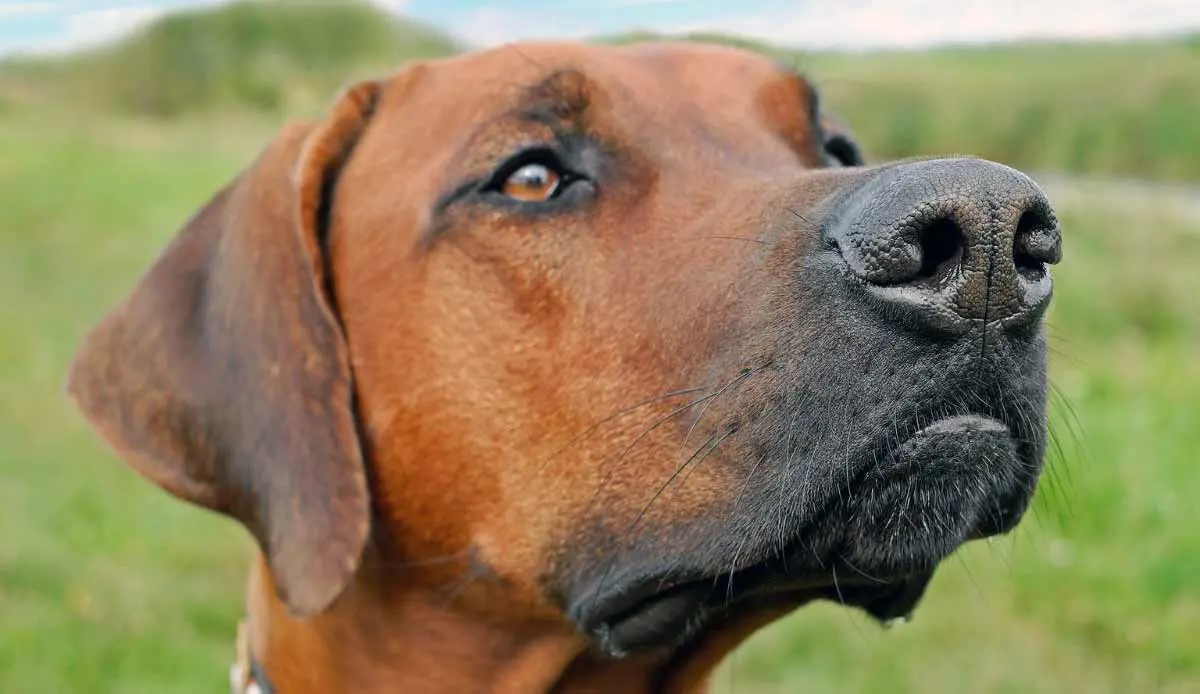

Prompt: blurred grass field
xmin=2 ymin=2 xmax=1198 ymax=692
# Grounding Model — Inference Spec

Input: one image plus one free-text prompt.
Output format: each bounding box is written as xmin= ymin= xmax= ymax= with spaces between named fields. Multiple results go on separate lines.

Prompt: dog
xmin=67 ymin=40 xmax=1062 ymax=693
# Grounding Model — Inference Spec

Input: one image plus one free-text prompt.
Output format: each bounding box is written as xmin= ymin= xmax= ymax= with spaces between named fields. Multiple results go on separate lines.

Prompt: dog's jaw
xmin=243 ymin=554 xmax=776 ymax=694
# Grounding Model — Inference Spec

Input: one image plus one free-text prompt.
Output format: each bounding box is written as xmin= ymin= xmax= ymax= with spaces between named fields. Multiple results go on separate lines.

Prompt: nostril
xmin=915 ymin=217 xmax=964 ymax=280
xmin=1013 ymin=250 xmax=1043 ymax=281
xmin=826 ymin=159 xmax=1063 ymax=333
xmin=1013 ymin=206 xmax=1062 ymax=281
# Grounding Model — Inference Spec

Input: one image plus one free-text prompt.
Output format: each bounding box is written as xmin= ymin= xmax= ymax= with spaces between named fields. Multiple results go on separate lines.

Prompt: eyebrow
xmin=423 ymin=70 xmax=599 ymax=240
xmin=509 ymin=69 xmax=594 ymax=130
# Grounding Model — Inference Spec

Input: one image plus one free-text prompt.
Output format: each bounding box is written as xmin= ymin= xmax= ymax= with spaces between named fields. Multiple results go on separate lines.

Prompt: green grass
xmin=4 ymin=108 xmax=1199 ymax=694
xmin=612 ymin=33 xmax=1200 ymax=183
xmin=4 ymin=3 xmax=1199 ymax=180
xmin=806 ymin=39 xmax=1200 ymax=183
xmin=0 ymin=0 xmax=460 ymax=118
xmin=0 ymin=115 xmax=258 ymax=694
xmin=2 ymin=2 xmax=1199 ymax=692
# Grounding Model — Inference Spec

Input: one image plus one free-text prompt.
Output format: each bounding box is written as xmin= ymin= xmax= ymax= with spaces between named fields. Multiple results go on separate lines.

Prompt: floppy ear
xmin=66 ymin=81 xmax=381 ymax=618
xmin=819 ymin=112 xmax=866 ymax=167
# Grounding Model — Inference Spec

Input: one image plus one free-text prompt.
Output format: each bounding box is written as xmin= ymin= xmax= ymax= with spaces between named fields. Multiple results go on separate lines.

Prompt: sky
xmin=1 ymin=0 xmax=1199 ymax=57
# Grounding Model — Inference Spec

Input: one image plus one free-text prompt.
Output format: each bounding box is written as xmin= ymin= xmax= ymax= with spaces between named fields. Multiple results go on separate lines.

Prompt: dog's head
xmin=69 ymin=40 xmax=1061 ymax=679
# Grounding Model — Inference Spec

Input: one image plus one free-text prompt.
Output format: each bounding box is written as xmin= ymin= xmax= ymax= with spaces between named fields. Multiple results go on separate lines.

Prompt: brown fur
xmin=68 ymin=41 xmax=1031 ymax=692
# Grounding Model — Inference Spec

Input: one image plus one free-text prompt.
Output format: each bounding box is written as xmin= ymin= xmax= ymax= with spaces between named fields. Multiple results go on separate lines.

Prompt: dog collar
xmin=229 ymin=618 xmax=276 ymax=694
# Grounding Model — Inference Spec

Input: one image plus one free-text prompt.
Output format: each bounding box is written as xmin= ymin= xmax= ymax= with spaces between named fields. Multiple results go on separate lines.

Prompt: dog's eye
xmin=502 ymin=162 xmax=562 ymax=202
xmin=482 ymin=148 xmax=581 ymax=204
xmin=824 ymin=134 xmax=864 ymax=168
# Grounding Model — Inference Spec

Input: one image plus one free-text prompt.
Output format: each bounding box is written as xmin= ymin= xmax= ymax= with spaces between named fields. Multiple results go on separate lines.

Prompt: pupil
xmin=519 ymin=165 xmax=547 ymax=187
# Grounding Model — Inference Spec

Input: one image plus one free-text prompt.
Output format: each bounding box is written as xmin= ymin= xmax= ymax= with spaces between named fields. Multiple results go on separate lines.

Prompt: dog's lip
xmin=853 ymin=409 xmax=1028 ymax=539
xmin=577 ymin=571 xmax=715 ymax=632
xmin=575 ymin=525 xmax=930 ymax=654
xmin=584 ymin=578 xmax=715 ymax=655
xmin=579 ymin=570 xmax=831 ymax=657
xmin=579 ymin=560 xmax=927 ymax=657
xmin=579 ymin=411 xmax=1030 ymax=655
xmin=912 ymin=413 xmax=1009 ymax=436
xmin=872 ymin=413 xmax=1012 ymax=477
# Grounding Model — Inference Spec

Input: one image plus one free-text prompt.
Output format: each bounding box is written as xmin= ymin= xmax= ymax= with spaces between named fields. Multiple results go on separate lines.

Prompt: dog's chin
xmin=575 ymin=414 xmax=1035 ymax=659
xmin=838 ymin=414 xmax=1027 ymax=574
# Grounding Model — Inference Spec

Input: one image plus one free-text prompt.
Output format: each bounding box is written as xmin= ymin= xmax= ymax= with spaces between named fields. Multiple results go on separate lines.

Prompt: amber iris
xmin=501 ymin=163 xmax=562 ymax=202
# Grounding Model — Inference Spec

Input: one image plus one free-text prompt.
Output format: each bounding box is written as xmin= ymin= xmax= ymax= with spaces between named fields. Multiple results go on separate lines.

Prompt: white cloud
xmin=3 ymin=0 xmax=1198 ymax=58
xmin=11 ymin=6 xmax=164 ymax=55
xmin=456 ymin=5 xmax=599 ymax=46
xmin=671 ymin=0 xmax=1200 ymax=50
xmin=0 ymin=0 xmax=407 ymax=58
xmin=451 ymin=0 xmax=1200 ymax=50
xmin=54 ymin=6 xmax=165 ymax=50
xmin=19 ymin=0 xmax=231 ymax=55
xmin=369 ymin=0 xmax=413 ymax=11
xmin=566 ymin=0 xmax=692 ymax=6
xmin=0 ymin=1 xmax=56 ymax=19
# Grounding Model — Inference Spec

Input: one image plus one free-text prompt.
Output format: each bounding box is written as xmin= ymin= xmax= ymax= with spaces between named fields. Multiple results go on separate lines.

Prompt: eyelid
xmin=483 ymin=146 xmax=573 ymax=193
xmin=432 ymin=146 xmax=576 ymax=213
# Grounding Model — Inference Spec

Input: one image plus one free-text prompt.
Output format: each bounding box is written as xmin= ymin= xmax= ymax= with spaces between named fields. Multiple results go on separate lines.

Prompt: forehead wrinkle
xmin=417 ymin=70 xmax=604 ymax=250
xmin=509 ymin=69 xmax=596 ymax=131
xmin=445 ymin=70 xmax=597 ymax=174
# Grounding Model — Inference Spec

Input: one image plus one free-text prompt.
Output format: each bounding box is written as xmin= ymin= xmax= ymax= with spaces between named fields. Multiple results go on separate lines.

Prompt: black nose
xmin=828 ymin=158 xmax=1062 ymax=334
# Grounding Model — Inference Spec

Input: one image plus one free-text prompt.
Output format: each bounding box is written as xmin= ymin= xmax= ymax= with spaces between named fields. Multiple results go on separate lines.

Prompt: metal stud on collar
xmin=230 ymin=663 xmax=263 ymax=694
xmin=229 ymin=619 xmax=264 ymax=694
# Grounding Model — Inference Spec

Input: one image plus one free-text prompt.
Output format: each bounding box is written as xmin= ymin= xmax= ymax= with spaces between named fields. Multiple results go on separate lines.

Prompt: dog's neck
xmin=241 ymin=555 xmax=751 ymax=693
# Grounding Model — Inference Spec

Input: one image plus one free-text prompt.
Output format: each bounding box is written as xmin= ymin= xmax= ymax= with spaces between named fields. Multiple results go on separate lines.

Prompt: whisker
xmin=628 ymin=427 xmax=736 ymax=542
xmin=837 ymin=555 xmax=888 ymax=585
xmin=515 ymin=385 xmax=708 ymax=497
xmin=722 ymin=454 xmax=772 ymax=606
xmin=787 ymin=206 xmax=818 ymax=226
xmin=679 ymin=364 xmax=770 ymax=458
xmin=1048 ymin=344 xmax=1086 ymax=367
xmin=587 ymin=430 xmax=723 ymax=607
xmin=953 ymin=548 xmax=984 ymax=600
xmin=1050 ymin=380 xmax=1090 ymax=472
xmin=724 ymin=531 xmax=753 ymax=607
xmin=830 ymin=564 xmax=877 ymax=649
xmin=594 ymin=392 xmax=756 ymax=604
xmin=586 ymin=364 xmax=770 ymax=606
xmin=830 ymin=564 xmax=846 ymax=607
xmin=578 ymin=388 xmax=724 ymax=523
xmin=373 ymin=547 xmax=472 ymax=571
xmin=699 ymin=235 xmax=769 ymax=246
xmin=732 ymin=455 xmax=768 ymax=511
xmin=1045 ymin=425 xmax=1075 ymax=525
